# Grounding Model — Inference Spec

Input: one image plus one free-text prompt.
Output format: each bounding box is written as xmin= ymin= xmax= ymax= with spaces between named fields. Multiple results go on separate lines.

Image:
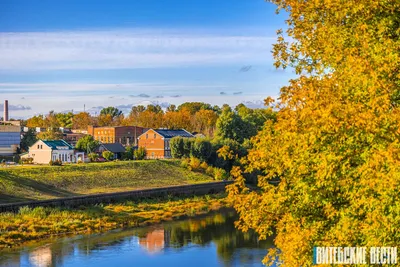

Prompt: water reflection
xmin=0 ymin=210 xmax=274 ymax=267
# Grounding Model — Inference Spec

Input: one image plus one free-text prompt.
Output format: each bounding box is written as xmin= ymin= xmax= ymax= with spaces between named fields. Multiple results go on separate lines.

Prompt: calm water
xmin=0 ymin=210 xmax=275 ymax=267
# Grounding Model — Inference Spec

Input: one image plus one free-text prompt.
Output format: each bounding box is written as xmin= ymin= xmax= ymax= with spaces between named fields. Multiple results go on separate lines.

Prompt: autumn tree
xmin=45 ymin=111 xmax=60 ymax=128
xmin=193 ymin=109 xmax=218 ymax=136
xmin=26 ymin=115 xmax=46 ymax=128
xmin=228 ymin=1 xmax=400 ymax=267
xmin=163 ymin=108 xmax=192 ymax=130
xmin=37 ymin=129 xmax=63 ymax=140
xmin=72 ymin=112 xmax=92 ymax=129
xmin=177 ymin=102 xmax=213 ymax=114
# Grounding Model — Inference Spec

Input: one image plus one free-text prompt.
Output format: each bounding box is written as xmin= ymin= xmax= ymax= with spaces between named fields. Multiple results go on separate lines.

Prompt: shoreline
xmin=0 ymin=193 xmax=230 ymax=250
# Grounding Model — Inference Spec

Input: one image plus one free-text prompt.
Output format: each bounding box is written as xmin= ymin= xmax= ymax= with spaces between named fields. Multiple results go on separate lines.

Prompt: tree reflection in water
xmin=0 ymin=210 xmax=274 ymax=267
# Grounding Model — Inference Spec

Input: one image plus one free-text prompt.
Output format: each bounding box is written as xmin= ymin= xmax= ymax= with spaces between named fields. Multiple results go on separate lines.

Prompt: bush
xmin=188 ymin=157 xmax=201 ymax=171
xmin=21 ymin=157 xmax=34 ymax=164
xmin=88 ymin=152 xmax=99 ymax=162
xmin=180 ymin=158 xmax=189 ymax=168
xmin=213 ymin=168 xmax=229 ymax=180
xmin=123 ymin=146 xmax=134 ymax=160
xmin=102 ymin=151 xmax=114 ymax=161
xmin=200 ymin=161 xmax=208 ymax=171
xmin=205 ymin=166 xmax=214 ymax=177
xmin=134 ymin=147 xmax=146 ymax=160
xmin=49 ymin=159 xmax=62 ymax=166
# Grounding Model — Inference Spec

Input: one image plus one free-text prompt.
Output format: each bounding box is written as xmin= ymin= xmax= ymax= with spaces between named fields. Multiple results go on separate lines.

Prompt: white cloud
xmin=0 ymin=29 xmax=275 ymax=70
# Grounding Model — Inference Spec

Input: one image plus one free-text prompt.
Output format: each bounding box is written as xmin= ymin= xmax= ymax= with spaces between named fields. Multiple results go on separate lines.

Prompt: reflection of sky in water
xmin=0 ymin=211 xmax=274 ymax=267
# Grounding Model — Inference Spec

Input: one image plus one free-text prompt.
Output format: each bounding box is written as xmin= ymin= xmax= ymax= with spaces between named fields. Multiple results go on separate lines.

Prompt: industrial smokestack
xmin=4 ymin=100 xmax=9 ymax=121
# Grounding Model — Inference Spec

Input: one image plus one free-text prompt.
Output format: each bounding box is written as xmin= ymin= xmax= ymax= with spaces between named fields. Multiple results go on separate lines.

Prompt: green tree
xmin=215 ymin=106 xmax=245 ymax=143
xmin=190 ymin=138 xmax=213 ymax=162
xmin=102 ymin=151 xmax=114 ymax=161
xmin=75 ymin=135 xmax=99 ymax=153
xmin=56 ymin=112 xmax=73 ymax=128
xmin=100 ymin=107 xmax=122 ymax=119
xmin=123 ymin=146 xmax=134 ymax=160
xmin=228 ymin=1 xmax=400 ymax=266
xmin=170 ymin=136 xmax=185 ymax=158
xmin=20 ymin=129 xmax=37 ymax=151
xmin=183 ymin=138 xmax=194 ymax=158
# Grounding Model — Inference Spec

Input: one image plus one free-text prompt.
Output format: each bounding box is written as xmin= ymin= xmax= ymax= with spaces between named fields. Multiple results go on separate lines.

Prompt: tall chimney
xmin=4 ymin=100 xmax=9 ymax=121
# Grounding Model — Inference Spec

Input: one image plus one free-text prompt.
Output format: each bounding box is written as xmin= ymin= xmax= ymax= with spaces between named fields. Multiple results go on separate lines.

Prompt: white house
xmin=24 ymin=139 xmax=83 ymax=164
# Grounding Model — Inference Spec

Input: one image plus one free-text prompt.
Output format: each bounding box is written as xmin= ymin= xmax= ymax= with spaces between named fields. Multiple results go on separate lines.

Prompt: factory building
xmin=0 ymin=100 xmax=21 ymax=156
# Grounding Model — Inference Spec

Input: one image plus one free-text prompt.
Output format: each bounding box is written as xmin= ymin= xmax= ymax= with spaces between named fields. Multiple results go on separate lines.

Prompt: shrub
xmin=49 ymin=159 xmax=62 ymax=166
xmin=213 ymin=168 xmax=229 ymax=180
xmin=200 ymin=161 xmax=208 ymax=171
xmin=88 ymin=152 xmax=99 ymax=162
xmin=123 ymin=146 xmax=134 ymax=160
xmin=134 ymin=147 xmax=146 ymax=160
xmin=205 ymin=166 xmax=215 ymax=177
xmin=102 ymin=151 xmax=114 ymax=161
xmin=21 ymin=157 xmax=34 ymax=164
xmin=188 ymin=157 xmax=201 ymax=171
xmin=180 ymin=158 xmax=189 ymax=168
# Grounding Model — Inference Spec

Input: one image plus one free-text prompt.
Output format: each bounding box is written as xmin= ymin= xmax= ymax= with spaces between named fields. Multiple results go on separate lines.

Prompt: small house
xmin=96 ymin=143 xmax=126 ymax=159
xmin=23 ymin=139 xmax=84 ymax=164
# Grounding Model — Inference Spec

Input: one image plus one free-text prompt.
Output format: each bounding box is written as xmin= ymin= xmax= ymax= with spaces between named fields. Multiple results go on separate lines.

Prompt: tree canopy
xmin=228 ymin=1 xmax=400 ymax=266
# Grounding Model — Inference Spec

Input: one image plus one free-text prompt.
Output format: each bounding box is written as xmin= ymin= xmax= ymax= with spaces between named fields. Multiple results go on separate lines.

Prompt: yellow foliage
xmin=228 ymin=0 xmax=400 ymax=266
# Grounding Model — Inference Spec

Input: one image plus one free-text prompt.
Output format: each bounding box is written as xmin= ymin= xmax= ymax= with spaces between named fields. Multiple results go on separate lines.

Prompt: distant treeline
xmin=23 ymin=102 xmax=276 ymax=137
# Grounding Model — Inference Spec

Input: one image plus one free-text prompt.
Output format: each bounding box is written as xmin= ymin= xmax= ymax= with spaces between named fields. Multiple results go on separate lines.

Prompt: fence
xmin=0 ymin=181 xmax=233 ymax=212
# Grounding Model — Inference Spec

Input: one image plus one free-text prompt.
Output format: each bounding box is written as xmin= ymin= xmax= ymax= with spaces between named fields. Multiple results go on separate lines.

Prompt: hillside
xmin=0 ymin=160 xmax=213 ymax=204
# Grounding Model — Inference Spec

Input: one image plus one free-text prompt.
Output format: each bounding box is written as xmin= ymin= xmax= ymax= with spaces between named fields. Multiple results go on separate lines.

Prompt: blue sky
xmin=0 ymin=0 xmax=293 ymax=118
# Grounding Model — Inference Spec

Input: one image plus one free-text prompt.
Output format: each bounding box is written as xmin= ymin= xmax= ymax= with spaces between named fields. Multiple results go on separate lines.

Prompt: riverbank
xmin=0 ymin=193 xmax=230 ymax=249
xmin=0 ymin=160 xmax=213 ymax=203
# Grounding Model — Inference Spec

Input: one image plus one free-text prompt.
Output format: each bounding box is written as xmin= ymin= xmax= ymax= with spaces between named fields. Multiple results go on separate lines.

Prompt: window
xmin=146 ymin=134 xmax=148 ymax=139
xmin=40 ymin=145 xmax=43 ymax=149
xmin=154 ymin=134 xmax=156 ymax=139
xmin=37 ymin=145 xmax=40 ymax=149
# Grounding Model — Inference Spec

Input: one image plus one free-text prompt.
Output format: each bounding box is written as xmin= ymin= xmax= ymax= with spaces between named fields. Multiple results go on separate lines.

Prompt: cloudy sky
xmin=0 ymin=0 xmax=293 ymax=118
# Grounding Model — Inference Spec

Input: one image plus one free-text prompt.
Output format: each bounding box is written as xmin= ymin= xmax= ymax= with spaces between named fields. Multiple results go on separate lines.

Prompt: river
xmin=0 ymin=210 xmax=275 ymax=267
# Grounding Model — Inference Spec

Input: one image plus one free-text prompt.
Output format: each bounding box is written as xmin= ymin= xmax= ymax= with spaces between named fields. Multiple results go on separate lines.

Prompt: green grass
xmin=0 ymin=160 xmax=214 ymax=204
xmin=0 ymin=193 xmax=229 ymax=249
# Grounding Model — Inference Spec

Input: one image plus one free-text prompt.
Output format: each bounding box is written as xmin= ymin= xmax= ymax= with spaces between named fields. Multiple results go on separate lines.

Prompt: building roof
xmin=100 ymin=143 xmax=126 ymax=153
xmin=154 ymin=129 xmax=194 ymax=138
xmin=42 ymin=139 xmax=74 ymax=150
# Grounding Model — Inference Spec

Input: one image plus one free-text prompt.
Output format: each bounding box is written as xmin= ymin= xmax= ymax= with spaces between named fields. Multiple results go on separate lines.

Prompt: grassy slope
xmin=0 ymin=160 xmax=213 ymax=204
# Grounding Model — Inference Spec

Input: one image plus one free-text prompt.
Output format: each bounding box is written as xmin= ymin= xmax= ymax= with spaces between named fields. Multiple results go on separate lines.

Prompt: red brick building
xmin=138 ymin=129 xmax=193 ymax=159
xmin=88 ymin=126 xmax=145 ymax=146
